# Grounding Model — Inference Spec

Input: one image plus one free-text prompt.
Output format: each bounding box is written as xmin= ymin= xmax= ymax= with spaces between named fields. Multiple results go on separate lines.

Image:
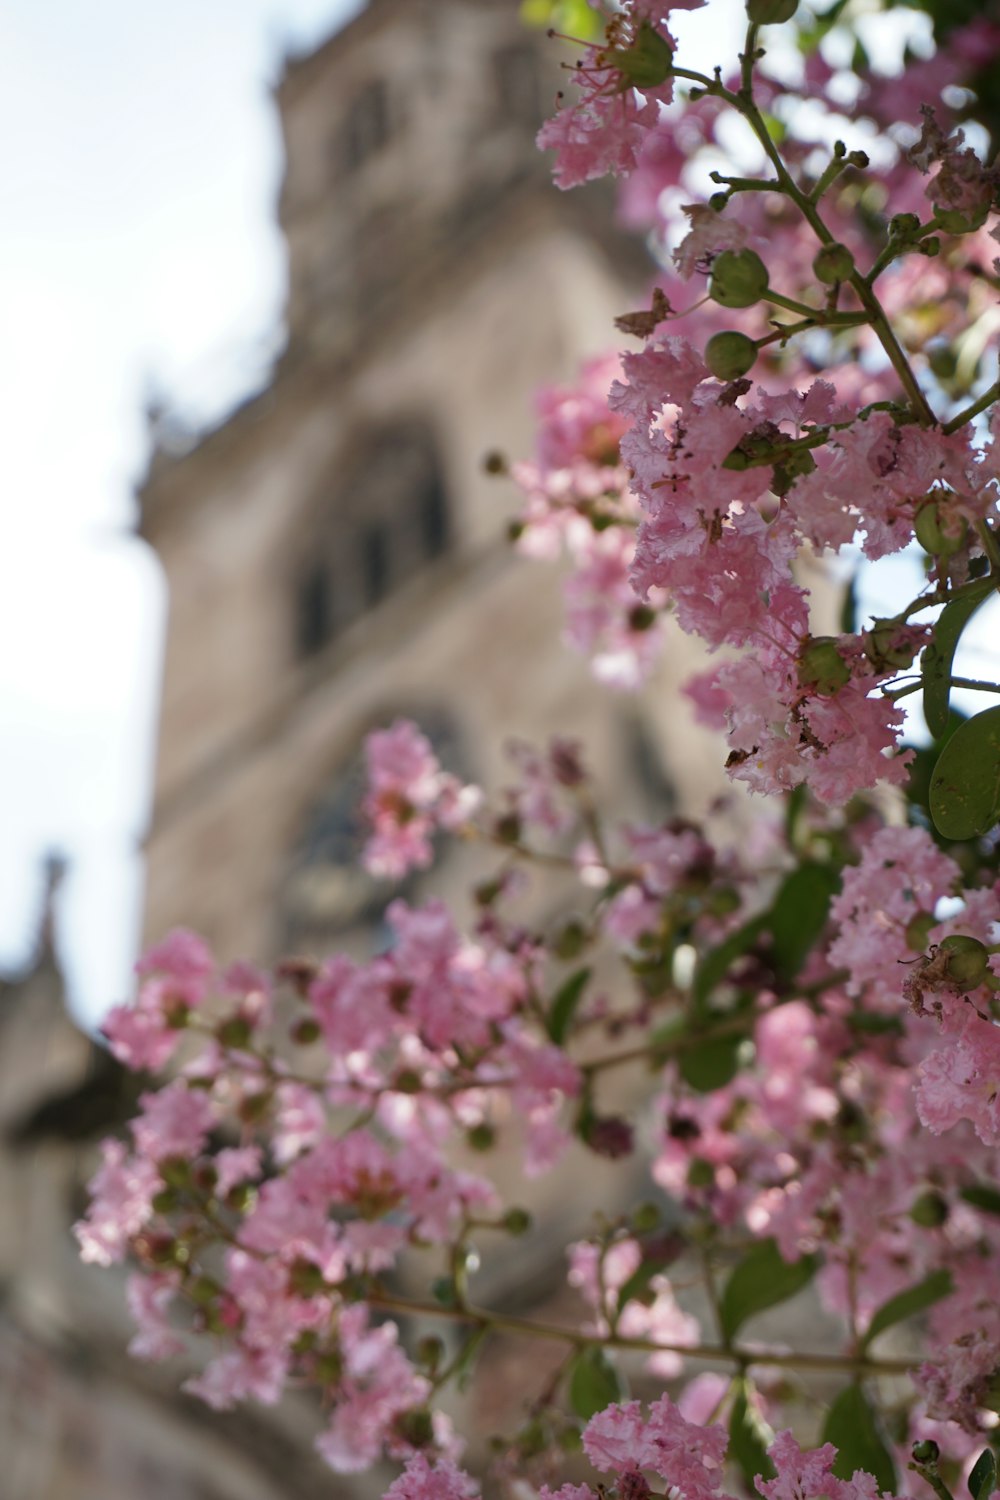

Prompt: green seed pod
xmin=940 ymin=934 xmax=990 ymax=991
xmin=813 ymin=242 xmax=855 ymax=284
xmin=709 ymin=249 xmax=769 ymax=308
xmin=747 ymin=0 xmax=798 ymax=21
xmin=797 ymin=636 xmax=851 ymax=696
xmin=914 ymin=499 xmax=966 ymax=557
xmin=705 ymin=331 xmax=757 ymax=380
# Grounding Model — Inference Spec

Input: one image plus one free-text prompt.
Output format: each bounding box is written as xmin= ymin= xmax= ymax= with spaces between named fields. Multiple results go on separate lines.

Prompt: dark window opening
xmin=340 ymin=79 xmax=392 ymax=173
xmin=362 ymin=523 xmax=391 ymax=606
xmin=419 ymin=473 xmax=449 ymax=559
xmin=296 ymin=565 xmax=332 ymax=659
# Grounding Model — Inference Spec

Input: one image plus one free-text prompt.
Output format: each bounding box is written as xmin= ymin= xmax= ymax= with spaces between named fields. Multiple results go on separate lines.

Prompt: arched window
xmin=338 ymin=78 xmax=393 ymax=174
xmin=291 ymin=421 xmax=451 ymax=662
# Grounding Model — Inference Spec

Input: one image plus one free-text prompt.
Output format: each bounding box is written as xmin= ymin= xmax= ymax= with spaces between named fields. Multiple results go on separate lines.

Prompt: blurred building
xmin=2 ymin=1 xmax=730 ymax=1495
xmin=139 ymin=0 xmax=723 ymax=964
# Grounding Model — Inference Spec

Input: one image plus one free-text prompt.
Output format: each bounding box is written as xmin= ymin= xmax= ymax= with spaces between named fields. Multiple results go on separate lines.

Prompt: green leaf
xmin=862 ymin=1270 xmax=953 ymax=1350
xmin=822 ymin=1384 xmax=897 ymax=1493
xmin=929 ymin=706 xmax=1000 ymax=839
xmin=693 ymin=915 xmax=767 ymax=1010
xmin=679 ymin=1033 xmax=743 ymax=1093
xmin=546 ymin=966 xmax=591 ymax=1045
xmin=519 ymin=0 xmax=602 ymax=39
xmin=719 ymin=1238 xmax=819 ymax=1342
xmin=767 ymin=863 xmax=840 ymax=983
xmin=729 ymin=1381 xmax=776 ymax=1489
xmin=969 ymin=1449 xmax=998 ymax=1500
xmin=960 ymin=1184 xmax=1000 ymax=1216
xmin=922 ymin=581 xmax=995 ymax=737
xmin=568 ymin=1347 xmax=625 ymax=1421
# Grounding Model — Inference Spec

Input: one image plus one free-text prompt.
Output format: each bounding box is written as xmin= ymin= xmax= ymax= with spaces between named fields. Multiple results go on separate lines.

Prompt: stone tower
xmin=139 ymin=0 xmax=723 ymax=968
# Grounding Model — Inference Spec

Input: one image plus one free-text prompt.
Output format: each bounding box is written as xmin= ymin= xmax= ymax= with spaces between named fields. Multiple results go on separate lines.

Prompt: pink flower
xmin=383 ymin=1456 xmax=479 ymax=1500
xmin=74 ymin=1139 xmax=160 ymax=1266
xmin=131 ymin=1080 xmax=216 ymax=1162
xmin=126 ymin=1272 xmax=185 ymax=1362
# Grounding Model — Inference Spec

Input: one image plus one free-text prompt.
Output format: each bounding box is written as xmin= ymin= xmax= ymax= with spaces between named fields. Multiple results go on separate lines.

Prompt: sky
xmin=0 ymin=0 xmax=361 ymax=1021
xmin=0 ymin=0 xmax=995 ymax=1026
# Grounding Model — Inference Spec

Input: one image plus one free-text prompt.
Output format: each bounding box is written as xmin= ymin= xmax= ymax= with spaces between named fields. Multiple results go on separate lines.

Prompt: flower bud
xmin=709 ymin=249 xmax=769 ymax=308
xmin=910 ymin=1190 xmax=949 ymax=1228
xmin=813 ymin=242 xmax=855 ymax=284
xmin=504 ymin=1207 xmax=533 ymax=1235
xmin=217 ymin=1015 xmax=252 ymax=1050
xmin=466 ymin=1122 xmax=496 ymax=1152
xmin=940 ymin=934 xmax=990 ymax=991
xmin=290 ymin=1017 xmax=321 ymax=1045
xmin=416 ymin=1336 xmax=445 ymax=1373
xmin=705 ymin=331 xmax=757 ymax=380
xmin=395 ymin=1409 xmax=435 ymax=1449
xmin=914 ymin=500 xmax=966 ymax=557
xmin=747 ymin=0 xmax=798 ymax=21
xmin=937 ymin=204 xmax=990 ymax=235
xmin=911 ymin=1440 xmax=940 ymax=1466
xmin=797 ymin=636 xmax=850 ymax=696
xmin=631 ymin=1201 xmax=661 ymax=1233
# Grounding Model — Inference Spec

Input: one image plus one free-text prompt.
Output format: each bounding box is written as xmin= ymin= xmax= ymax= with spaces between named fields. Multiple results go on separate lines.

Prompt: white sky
xmin=1 ymin=0 xmax=994 ymax=1026
xmin=0 ymin=0 xmax=361 ymax=1021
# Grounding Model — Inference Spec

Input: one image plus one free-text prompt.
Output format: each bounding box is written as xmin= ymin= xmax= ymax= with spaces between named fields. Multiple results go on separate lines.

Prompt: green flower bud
xmin=466 ymin=1122 xmax=496 ymax=1152
xmin=914 ymin=499 xmax=966 ymax=557
xmin=687 ymin=1156 xmax=715 ymax=1188
xmin=937 ymin=204 xmax=990 ymax=235
xmin=910 ymin=1190 xmax=949 ymax=1228
xmin=290 ymin=1017 xmax=321 ymax=1045
xmin=217 ymin=1016 xmax=252 ymax=1049
xmin=813 ymin=242 xmax=855 ymax=284
xmin=504 ymin=1207 xmax=533 ymax=1235
xmin=631 ymin=1201 xmax=661 ymax=1233
xmin=911 ymin=1440 xmax=940 ymax=1466
xmin=395 ymin=1409 xmax=435 ymax=1449
xmin=709 ymin=249 xmax=769 ymax=309
xmin=705 ymin=331 xmax=757 ymax=381
xmin=393 ymin=1068 xmax=423 ymax=1094
xmin=416 ymin=1336 xmax=445 ymax=1373
xmin=940 ymin=934 xmax=990 ymax=991
xmin=797 ymin=636 xmax=851 ymax=696
xmin=863 ymin=618 xmax=919 ymax=670
xmin=747 ymin=0 xmax=798 ymax=21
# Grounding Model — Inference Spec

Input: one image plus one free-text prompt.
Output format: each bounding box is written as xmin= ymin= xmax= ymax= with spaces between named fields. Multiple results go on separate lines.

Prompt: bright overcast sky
xmin=0 ymin=0 xmax=361 ymax=1022
xmin=1 ymin=0 xmax=993 ymax=1027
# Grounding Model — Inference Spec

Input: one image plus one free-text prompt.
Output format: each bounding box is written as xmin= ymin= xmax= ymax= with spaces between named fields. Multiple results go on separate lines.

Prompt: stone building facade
xmin=139 ymin=0 xmax=725 ymax=966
